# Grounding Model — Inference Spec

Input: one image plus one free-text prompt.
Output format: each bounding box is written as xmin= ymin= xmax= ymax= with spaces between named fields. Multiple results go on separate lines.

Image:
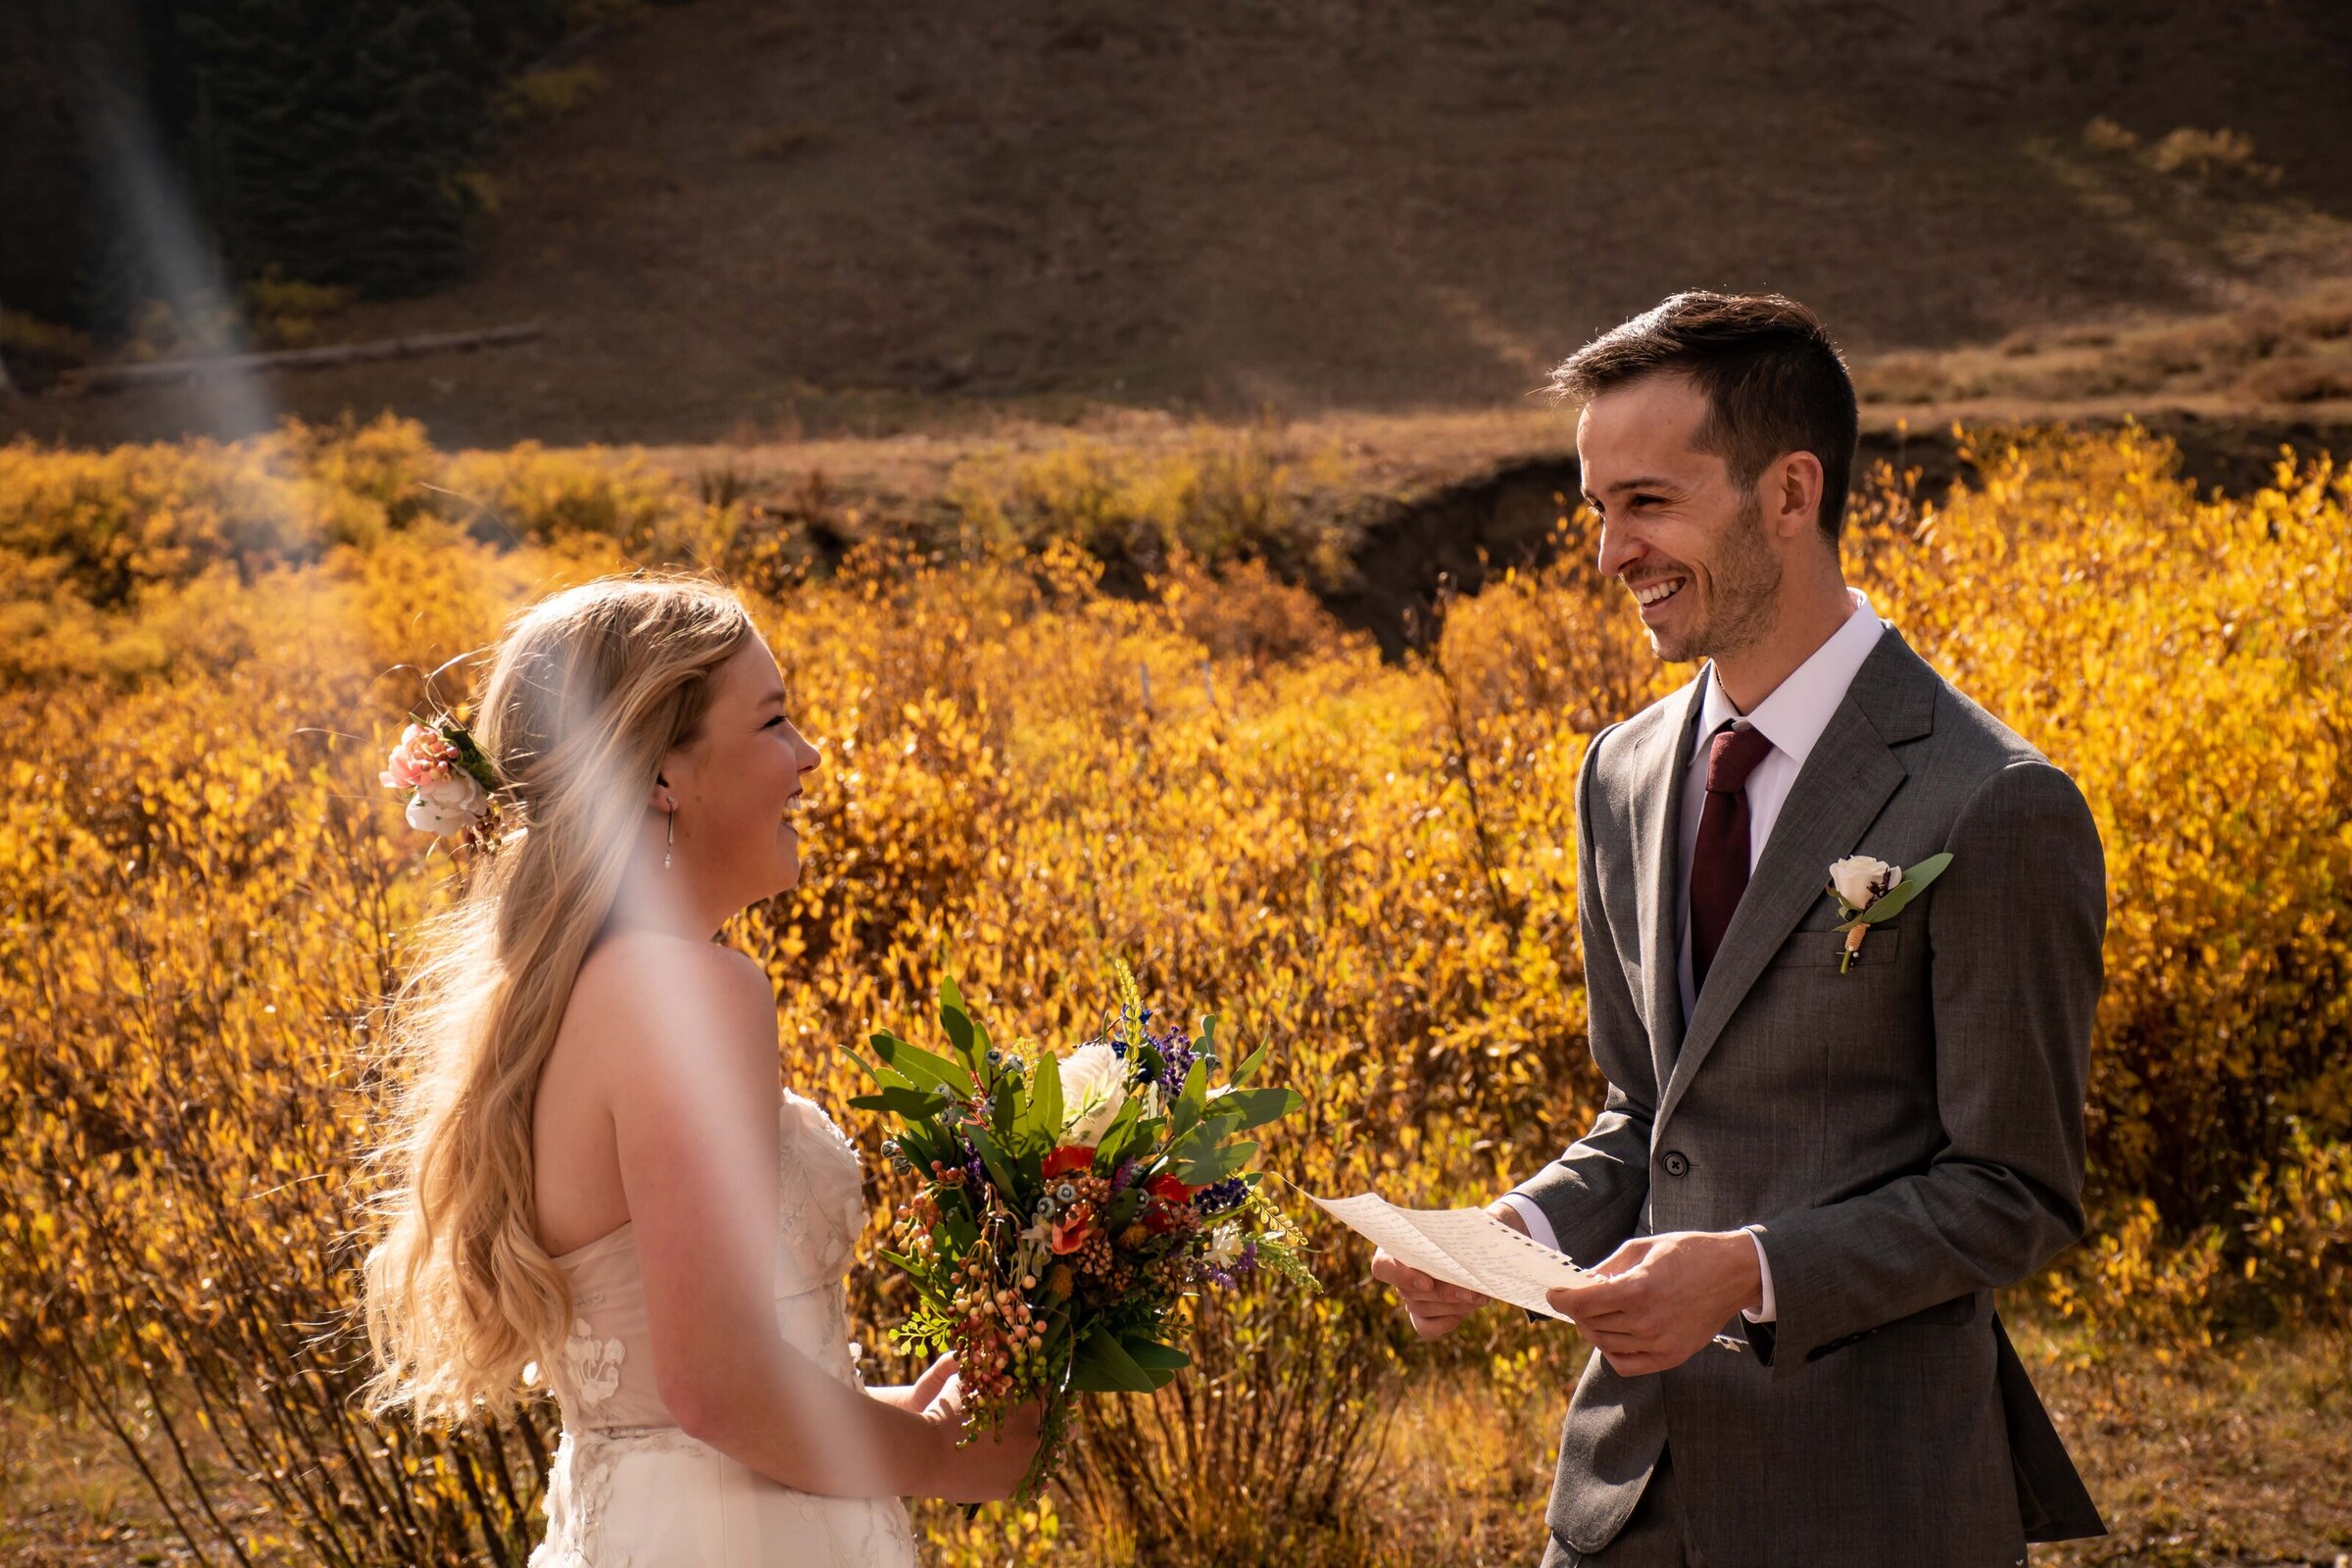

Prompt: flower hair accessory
xmin=381 ymin=714 xmax=505 ymax=848
xmin=1825 ymin=852 xmax=1952 ymax=972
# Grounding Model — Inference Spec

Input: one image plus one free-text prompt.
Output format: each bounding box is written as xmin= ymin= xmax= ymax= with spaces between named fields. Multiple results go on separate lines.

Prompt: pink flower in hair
xmin=380 ymin=722 xmax=460 ymax=792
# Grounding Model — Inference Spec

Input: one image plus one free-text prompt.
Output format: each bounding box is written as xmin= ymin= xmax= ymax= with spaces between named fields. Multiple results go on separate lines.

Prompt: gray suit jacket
xmin=1515 ymin=625 xmax=2108 ymax=1567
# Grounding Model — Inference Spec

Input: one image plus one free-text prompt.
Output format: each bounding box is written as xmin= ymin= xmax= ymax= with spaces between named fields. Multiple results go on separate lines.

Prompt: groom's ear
xmin=1769 ymin=451 xmax=1828 ymax=542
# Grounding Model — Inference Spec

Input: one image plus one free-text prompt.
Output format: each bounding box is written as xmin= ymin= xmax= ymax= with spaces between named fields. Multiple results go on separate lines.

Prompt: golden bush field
xmin=1 ymin=417 xmax=2347 ymax=1565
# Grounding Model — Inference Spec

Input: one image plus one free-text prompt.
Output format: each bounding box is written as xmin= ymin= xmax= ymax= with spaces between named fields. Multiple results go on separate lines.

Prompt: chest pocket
xmin=1768 ymin=922 xmax=1905 ymax=970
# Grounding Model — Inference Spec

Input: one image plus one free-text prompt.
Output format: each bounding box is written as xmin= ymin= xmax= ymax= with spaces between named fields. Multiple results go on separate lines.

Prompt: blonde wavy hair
xmin=361 ymin=573 xmax=755 ymax=1424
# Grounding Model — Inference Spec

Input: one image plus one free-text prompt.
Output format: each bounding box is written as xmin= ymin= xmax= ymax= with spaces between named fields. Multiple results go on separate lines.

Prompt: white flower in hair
xmin=406 ymin=769 xmax=487 ymax=834
xmin=381 ymin=716 xmax=502 ymax=842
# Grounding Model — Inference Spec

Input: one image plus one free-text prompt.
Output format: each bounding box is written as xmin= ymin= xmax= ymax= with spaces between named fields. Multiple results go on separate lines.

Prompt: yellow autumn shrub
xmin=0 ymin=416 xmax=2344 ymax=1566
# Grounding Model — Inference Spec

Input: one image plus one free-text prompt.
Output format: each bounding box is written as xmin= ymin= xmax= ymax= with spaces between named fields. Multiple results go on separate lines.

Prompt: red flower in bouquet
xmin=1146 ymin=1173 xmax=1197 ymax=1204
xmin=851 ymin=967 xmax=1314 ymax=1504
xmin=1049 ymin=1201 xmax=1098 ymax=1255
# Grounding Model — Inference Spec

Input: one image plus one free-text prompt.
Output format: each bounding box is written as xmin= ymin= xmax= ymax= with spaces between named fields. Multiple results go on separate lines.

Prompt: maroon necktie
xmin=1690 ymin=718 xmax=1776 ymax=997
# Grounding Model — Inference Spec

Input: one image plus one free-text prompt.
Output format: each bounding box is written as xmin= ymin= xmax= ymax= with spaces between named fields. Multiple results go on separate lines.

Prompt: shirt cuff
xmin=1496 ymin=1194 xmax=1561 ymax=1255
xmin=1740 ymin=1224 xmax=1777 ymax=1323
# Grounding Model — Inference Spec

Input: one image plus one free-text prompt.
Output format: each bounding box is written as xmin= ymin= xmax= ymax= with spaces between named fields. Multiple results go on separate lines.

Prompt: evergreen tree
xmin=179 ymin=0 xmax=563 ymax=298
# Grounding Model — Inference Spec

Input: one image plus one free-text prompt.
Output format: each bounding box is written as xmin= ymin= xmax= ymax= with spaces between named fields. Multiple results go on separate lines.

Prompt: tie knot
xmin=1705 ymin=719 xmax=1774 ymax=793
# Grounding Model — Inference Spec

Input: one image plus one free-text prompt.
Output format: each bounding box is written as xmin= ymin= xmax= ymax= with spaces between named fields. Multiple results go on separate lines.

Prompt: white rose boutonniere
xmin=1825 ymin=851 xmax=1952 ymax=973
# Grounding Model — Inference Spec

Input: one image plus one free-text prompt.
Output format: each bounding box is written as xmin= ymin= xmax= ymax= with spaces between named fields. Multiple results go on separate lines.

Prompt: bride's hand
xmin=925 ymin=1393 xmax=1045 ymax=1503
xmin=871 ymin=1352 xmax=960 ymax=1413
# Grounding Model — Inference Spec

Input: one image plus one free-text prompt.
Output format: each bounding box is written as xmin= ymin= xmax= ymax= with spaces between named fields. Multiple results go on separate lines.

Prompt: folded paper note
xmin=1309 ymin=1190 xmax=1744 ymax=1350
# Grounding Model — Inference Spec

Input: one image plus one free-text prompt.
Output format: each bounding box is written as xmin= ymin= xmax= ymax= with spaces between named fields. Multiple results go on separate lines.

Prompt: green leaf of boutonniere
xmin=1850 ymin=852 xmax=1951 ymax=926
xmin=1832 ymin=853 xmax=1953 ymax=972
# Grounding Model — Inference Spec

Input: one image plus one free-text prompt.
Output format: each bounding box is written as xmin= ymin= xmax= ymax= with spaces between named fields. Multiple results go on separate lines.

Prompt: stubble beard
xmin=1656 ymin=491 xmax=1780 ymax=665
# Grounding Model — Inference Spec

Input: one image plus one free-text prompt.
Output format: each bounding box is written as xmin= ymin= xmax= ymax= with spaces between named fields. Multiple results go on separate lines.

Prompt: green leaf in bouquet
xmin=990 ymin=1076 xmax=1018 ymax=1139
xmin=1173 ymin=1138 xmax=1258 ymax=1185
xmin=1168 ymin=1055 xmax=1212 ymax=1140
xmin=849 ymin=1086 xmax=955 ymax=1120
xmin=871 ymin=1032 xmax=963 ymax=1096
xmin=937 ymin=979 xmax=980 ymax=1069
xmin=1196 ymin=1012 xmax=1220 ymax=1063
xmin=1106 ymin=1187 xmax=1144 ymax=1231
xmin=1206 ymin=1085 xmax=1301 ymax=1134
xmin=1069 ymin=1326 xmax=1159 ymax=1394
xmin=964 ymin=1125 xmax=1020 ymax=1203
xmin=1020 ymin=1045 xmax=1064 ymax=1147
xmin=1230 ymin=1041 xmax=1268 ymax=1087
xmin=1123 ymin=1339 xmax=1190 ymax=1388
xmin=841 ymin=1043 xmax=926 ymax=1095
xmin=1163 ymin=1116 xmax=1231 ymax=1170
xmin=1093 ymin=1090 xmax=1150 ymax=1166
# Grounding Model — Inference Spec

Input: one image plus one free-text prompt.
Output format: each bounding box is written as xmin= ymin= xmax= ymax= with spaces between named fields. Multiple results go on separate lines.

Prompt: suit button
xmin=1662 ymin=1151 xmax=1690 ymax=1178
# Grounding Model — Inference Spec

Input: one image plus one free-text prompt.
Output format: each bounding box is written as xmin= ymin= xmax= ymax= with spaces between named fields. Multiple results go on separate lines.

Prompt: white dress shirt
xmin=1502 ymin=587 xmax=1890 ymax=1322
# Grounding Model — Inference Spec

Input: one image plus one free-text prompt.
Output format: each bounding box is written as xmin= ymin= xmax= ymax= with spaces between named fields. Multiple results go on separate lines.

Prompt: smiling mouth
xmin=1630 ymin=574 xmax=1689 ymax=611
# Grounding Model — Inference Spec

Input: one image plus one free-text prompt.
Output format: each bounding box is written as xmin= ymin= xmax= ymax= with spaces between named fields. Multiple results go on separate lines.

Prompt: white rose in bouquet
xmin=1057 ymin=1042 xmax=1129 ymax=1145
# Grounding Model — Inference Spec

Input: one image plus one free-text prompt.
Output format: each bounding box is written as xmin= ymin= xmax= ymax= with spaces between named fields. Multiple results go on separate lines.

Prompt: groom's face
xmin=1580 ymin=372 xmax=1781 ymax=665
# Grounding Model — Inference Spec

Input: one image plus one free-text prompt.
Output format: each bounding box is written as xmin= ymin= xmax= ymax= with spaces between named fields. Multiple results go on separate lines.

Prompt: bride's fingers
xmin=911 ymin=1352 xmax=959 ymax=1407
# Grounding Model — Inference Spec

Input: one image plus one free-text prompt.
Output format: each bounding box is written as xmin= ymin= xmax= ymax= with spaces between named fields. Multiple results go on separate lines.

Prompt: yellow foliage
xmin=1 ymin=416 xmax=2346 ymax=1564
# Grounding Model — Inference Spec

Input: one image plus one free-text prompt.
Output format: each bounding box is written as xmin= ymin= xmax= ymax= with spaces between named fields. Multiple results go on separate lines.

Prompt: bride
xmin=359 ymin=574 xmax=1040 ymax=1565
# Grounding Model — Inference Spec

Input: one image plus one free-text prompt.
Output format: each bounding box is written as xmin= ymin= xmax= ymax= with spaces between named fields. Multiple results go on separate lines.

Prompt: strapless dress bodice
xmin=539 ymin=1091 xmax=871 ymax=1430
xmin=527 ymin=1091 xmax=918 ymax=1568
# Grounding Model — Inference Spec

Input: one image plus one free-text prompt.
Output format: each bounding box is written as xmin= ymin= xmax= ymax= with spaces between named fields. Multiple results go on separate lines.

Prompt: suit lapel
xmin=1637 ymin=676 xmax=1708 ymax=1102
xmin=1650 ymin=627 xmax=1938 ymax=1138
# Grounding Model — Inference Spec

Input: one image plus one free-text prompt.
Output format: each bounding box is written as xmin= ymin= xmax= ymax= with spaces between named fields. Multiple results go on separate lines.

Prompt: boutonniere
xmin=1825 ymin=853 xmax=1952 ymax=973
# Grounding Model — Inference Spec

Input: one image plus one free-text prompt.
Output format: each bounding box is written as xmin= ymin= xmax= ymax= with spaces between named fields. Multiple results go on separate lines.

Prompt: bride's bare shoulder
xmin=562 ymin=932 xmax=778 ymax=1075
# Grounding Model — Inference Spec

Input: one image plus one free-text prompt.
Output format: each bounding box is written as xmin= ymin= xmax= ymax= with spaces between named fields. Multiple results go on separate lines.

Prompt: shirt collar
xmin=1694 ymin=587 xmax=1887 ymax=771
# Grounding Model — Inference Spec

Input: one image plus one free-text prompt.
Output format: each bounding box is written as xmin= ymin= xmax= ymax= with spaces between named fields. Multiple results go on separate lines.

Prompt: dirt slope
xmin=14 ymin=0 xmax=2352 ymax=446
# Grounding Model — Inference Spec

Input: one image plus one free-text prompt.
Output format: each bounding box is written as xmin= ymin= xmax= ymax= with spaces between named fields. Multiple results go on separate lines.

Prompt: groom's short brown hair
xmin=1547 ymin=291 xmax=1860 ymax=543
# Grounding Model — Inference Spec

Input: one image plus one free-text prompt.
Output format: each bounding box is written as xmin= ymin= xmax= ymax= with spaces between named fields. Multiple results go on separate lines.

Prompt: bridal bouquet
xmin=849 ymin=964 xmax=1312 ymax=1498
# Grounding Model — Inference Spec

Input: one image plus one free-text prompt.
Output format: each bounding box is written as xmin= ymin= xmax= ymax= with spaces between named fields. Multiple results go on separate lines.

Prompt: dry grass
xmin=9 ymin=1325 xmax=2346 ymax=1566
xmin=1354 ymin=1321 xmax=2352 ymax=1567
xmin=1853 ymin=280 xmax=2352 ymax=415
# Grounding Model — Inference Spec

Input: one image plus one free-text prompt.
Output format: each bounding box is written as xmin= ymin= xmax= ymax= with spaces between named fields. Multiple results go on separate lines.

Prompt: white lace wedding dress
xmin=528 ymin=1091 xmax=920 ymax=1567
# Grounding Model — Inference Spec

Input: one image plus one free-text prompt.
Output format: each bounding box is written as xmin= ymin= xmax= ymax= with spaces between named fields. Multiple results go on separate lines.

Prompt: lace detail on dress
xmin=527 ymin=1426 xmax=710 ymax=1568
xmin=776 ymin=1095 xmax=863 ymax=1285
xmin=563 ymin=1316 xmax=627 ymax=1411
xmin=529 ymin=1094 xmax=917 ymax=1565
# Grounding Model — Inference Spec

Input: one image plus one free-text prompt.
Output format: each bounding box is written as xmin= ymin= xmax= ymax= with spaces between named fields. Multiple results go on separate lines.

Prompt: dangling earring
xmin=663 ymin=800 xmax=676 ymax=870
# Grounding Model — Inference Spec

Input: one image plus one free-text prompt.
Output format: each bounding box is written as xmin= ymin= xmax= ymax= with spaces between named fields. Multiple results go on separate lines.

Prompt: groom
xmin=1374 ymin=291 xmax=2107 ymax=1565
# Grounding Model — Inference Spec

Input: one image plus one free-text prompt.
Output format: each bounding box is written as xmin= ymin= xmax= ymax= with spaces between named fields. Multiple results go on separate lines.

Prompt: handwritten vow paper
xmin=1310 ymin=1191 xmax=1744 ymax=1349
xmin=1308 ymin=1192 xmax=1595 ymax=1320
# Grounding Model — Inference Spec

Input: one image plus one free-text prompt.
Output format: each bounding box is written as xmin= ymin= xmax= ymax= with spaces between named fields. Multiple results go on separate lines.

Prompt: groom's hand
xmin=1371 ymin=1248 xmax=1488 ymax=1338
xmin=1370 ymin=1201 xmax=1529 ymax=1339
xmin=1544 ymin=1230 xmax=1762 ymax=1376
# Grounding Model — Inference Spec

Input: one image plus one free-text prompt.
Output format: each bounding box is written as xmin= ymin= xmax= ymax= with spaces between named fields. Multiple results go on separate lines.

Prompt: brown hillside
xmin=13 ymin=0 xmax=2352 ymax=447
